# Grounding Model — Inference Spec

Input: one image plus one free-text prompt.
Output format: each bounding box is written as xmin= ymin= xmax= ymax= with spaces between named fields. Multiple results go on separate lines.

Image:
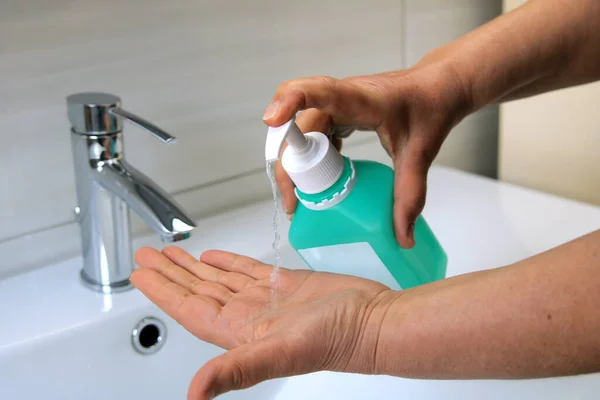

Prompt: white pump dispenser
xmin=265 ymin=116 xmax=346 ymax=194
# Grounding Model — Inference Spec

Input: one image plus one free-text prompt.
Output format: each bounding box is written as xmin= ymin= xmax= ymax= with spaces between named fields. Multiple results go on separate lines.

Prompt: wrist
xmin=344 ymin=290 xmax=404 ymax=375
xmin=370 ymin=290 xmax=407 ymax=375
xmin=416 ymin=45 xmax=478 ymax=116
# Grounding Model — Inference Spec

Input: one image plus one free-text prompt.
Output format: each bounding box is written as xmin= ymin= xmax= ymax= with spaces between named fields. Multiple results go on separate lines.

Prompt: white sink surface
xmin=1 ymin=166 xmax=600 ymax=399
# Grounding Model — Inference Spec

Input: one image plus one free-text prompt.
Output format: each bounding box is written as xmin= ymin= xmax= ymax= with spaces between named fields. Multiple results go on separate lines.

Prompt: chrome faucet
xmin=67 ymin=92 xmax=196 ymax=293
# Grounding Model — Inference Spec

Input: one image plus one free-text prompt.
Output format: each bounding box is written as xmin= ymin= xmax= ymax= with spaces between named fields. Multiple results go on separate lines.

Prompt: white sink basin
xmin=2 ymin=167 xmax=600 ymax=399
xmin=0 ymin=294 xmax=284 ymax=399
xmin=0 ymin=202 xmax=302 ymax=400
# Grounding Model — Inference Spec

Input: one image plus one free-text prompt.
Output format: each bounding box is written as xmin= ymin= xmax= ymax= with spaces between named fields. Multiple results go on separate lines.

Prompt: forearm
xmin=372 ymin=229 xmax=600 ymax=379
xmin=420 ymin=0 xmax=600 ymax=110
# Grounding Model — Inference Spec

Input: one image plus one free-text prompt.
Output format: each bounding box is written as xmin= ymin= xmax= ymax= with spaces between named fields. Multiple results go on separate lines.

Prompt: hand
xmin=131 ymin=246 xmax=395 ymax=399
xmin=263 ymin=61 xmax=471 ymax=248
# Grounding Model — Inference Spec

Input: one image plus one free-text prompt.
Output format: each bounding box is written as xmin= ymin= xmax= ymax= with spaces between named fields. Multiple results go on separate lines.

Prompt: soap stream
xmin=266 ymin=161 xmax=281 ymax=303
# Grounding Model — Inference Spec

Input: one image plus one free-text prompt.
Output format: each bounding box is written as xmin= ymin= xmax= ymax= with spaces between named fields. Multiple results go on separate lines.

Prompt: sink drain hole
xmin=132 ymin=317 xmax=166 ymax=355
xmin=139 ymin=324 xmax=160 ymax=348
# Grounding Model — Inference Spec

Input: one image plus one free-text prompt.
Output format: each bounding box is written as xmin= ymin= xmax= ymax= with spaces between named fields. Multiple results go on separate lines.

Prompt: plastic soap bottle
xmin=265 ymin=117 xmax=447 ymax=290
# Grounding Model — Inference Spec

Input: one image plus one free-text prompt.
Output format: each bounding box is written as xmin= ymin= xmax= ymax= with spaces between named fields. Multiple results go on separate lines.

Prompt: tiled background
xmin=0 ymin=0 xmax=501 ymax=278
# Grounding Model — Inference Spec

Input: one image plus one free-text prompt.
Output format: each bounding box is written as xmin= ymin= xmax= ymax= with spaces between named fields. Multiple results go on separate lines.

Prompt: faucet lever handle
xmin=109 ymin=108 xmax=176 ymax=144
xmin=66 ymin=92 xmax=176 ymax=144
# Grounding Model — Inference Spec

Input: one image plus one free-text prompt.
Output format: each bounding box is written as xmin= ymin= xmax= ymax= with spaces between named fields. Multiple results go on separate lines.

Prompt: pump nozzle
xmin=264 ymin=116 xmax=346 ymax=195
xmin=265 ymin=117 xmax=308 ymax=162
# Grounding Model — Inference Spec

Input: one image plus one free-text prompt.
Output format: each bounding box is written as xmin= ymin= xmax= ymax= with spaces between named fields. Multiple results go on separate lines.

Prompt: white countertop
xmin=2 ymin=166 xmax=600 ymax=399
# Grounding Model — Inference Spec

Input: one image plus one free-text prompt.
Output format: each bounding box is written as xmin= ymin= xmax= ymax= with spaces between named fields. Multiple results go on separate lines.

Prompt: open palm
xmin=131 ymin=246 xmax=393 ymax=399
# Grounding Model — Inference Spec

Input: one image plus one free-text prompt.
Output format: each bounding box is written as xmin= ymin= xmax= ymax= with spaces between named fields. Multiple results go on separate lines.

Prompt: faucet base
xmin=80 ymin=270 xmax=134 ymax=294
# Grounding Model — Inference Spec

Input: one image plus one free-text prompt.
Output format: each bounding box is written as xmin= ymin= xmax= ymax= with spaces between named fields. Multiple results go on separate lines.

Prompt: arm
xmin=373 ymin=229 xmax=600 ymax=379
xmin=371 ymin=5 xmax=600 ymax=375
xmin=421 ymin=0 xmax=600 ymax=109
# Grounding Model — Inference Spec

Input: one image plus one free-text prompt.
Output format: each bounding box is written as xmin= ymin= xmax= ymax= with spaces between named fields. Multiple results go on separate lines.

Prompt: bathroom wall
xmin=500 ymin=0 xmax=600 ymax=206
xmin=0 ymin=0 xmax=501 ymax=278
xmin=404 ymin=0 xmax=502 ymax=178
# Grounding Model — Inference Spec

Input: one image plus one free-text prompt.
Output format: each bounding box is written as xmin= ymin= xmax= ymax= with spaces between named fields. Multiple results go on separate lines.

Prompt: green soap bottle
xmin=265 ymin=118 xmax=447 ymax=290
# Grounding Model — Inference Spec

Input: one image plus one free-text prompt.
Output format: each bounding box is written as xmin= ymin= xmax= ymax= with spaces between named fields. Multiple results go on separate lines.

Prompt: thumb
xmin=392 ymin=144 xmax=432 ymax=249
xmin=188 ymin=337 xmax=297 ymax=399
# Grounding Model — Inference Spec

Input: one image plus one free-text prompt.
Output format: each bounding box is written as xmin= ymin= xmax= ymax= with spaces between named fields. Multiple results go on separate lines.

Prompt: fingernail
xmin=286 ymin=213 xmax=293 ymax=221
xmin=262 ymin=101 xmax=280 ymax=120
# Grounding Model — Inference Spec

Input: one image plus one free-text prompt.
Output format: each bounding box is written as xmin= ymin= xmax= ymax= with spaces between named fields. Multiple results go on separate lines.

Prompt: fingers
xmin=200 ymin=250 xmax=278 ymax=281
xmin=392 ymin=142 xmax=433 ymax=249
xmin=160 ymin=246 xmax=256 ymax=293
xmin=274 ymin=154 xmax=296 ymax=216
xmin=263 ymin=76 xmax=385 ymax=128
xmin=135 ymin=247 xmax=232 ymax=305
xmin=296 ymin=108 xmax=333 ymax=134
xmin=188 ymin=337 xmax=295 ymax=400
xmin=331 ymin=136 xmax=343 ymax=152
xmin=275 ymin=109 xmax=334 ymax=215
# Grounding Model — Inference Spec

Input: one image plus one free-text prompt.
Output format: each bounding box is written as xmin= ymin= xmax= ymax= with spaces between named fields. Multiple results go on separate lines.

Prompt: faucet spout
xmin=94 ymin=160 xmax=196 ymax=242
